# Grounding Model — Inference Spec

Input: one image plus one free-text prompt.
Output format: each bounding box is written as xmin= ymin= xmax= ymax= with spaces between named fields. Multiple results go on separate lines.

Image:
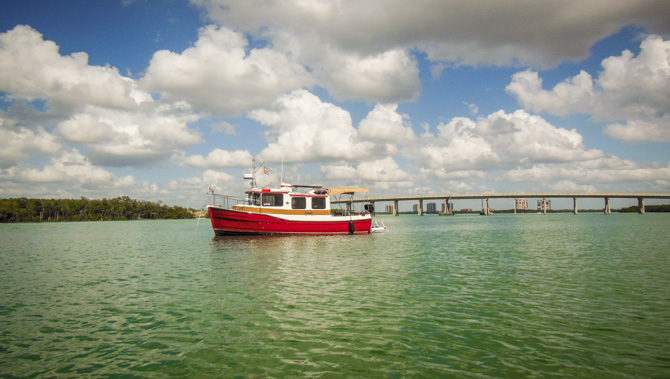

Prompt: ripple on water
xmin=1 ymin=217 xmax=670 ymax=377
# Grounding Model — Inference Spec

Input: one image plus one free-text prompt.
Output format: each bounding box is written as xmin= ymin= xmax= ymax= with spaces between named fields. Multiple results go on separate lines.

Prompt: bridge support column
xmin=443 ymin=198 xmax=453 ymax=215
xmin=543 ymin=198 xmax=547 ymax=215
xmin=573 ymin=197 xmax=578 ymax=215
xmin=513 ymin=198 xmax=517 ymax=214
xmin=604 ymin=197 xmax=611 ymax=214
xmin=482 ymin=198 xmax=490 ymax=215
xmin=418 ymin=199 xmax=423 ymax=216
xmin=393 ymin=200 xmax=399 ymax=216
xmin=638 ymin=197 xmax=645 ymax=214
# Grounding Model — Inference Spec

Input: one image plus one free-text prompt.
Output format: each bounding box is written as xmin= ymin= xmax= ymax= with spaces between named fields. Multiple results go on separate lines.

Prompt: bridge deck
xmin=334 ymin=193 xmax=670 ymax=203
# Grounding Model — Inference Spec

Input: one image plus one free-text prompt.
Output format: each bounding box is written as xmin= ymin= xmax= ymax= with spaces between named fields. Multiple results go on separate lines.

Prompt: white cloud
xmin=0 ymin=126 xmax=61 ymax=167
xmin=140 ymin=25 xmax=311 ymax=116
xmin=1 ymin=149 xmax=115 ymax=185
xmin=322 ymin=157 xmax=410 ymax=182
xmin=507 ymin=35 xmax=670 ymax=142
xmin=2 ymin=7 xmax=670 ymax=204
xmin=249 ymin=89 xmax=383 ymax=162
xmin=320 ymin=164 xmax=357 ymax=181
xmin=141 ymin=23 xmax=420 ymax=106
xmin=410 ymin=116 xmax=497 ymax=171
xmin=501 ymin=160 xmax=670 ymax=185
xmin=406 ymin=110 xmax=605 ymax=171
xmin=55 ymin=103 xmax=201 ymax=166
xmin=182 ymin=148 xmax=253 ymax=168
xmin=192 ymin=0 xmax=670 ymax=68
xmin=210 ymin=121 xmax=238 ymax=135
xmin=314 ymin=49 xmax=421 ymax=102
xmin=603 ymin=119 xmax=670 ymax=142
xmin=358 ymin=103 xmax=416 ymax=144
xmin=0 ymin=25 xmax=204 ymax=169
xmin=546 ymin=180 xmax=599 ymax=193
xmin=0 ymin=149 xmax=186 ymax=202
xmin=168 ymin=169 xmax=241 ymax=203
xmin=0 ymin=25 xmax=151 ymax=112
xmin=505 ymin=70 xmax=596 ymax=116
xmin=420 ymin=167 xmax=488 ymax=181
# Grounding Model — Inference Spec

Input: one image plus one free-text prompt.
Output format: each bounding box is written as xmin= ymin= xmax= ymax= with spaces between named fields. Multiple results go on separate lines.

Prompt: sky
xmin=1 ymin=0 xmax=670 ymax=210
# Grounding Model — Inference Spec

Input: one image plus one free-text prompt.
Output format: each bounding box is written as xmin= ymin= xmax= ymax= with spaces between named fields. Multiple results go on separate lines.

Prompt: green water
xmin=1 ymin=214 xmax=669 ymax=377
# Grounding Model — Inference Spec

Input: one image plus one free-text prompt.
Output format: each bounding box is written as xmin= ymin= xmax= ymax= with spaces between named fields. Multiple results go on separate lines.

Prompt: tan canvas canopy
xmin=327 ymin=187 xmax=369 ymax=196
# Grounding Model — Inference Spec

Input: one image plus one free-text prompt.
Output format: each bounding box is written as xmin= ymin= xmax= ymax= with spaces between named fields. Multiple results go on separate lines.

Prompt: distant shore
xmin=0 ymin=197 xmax=195 ymax=223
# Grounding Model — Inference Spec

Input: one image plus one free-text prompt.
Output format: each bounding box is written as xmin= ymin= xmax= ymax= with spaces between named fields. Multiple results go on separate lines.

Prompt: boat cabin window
xmin=262 ymin=193 xmax=284 ymax=207
xmin=291 ymin=197 xmax=306 ymax=209
xmin=312 ymin=197 xmax=326 ymax=209
xmin=248 ymin=193 xmax=260 ymax=206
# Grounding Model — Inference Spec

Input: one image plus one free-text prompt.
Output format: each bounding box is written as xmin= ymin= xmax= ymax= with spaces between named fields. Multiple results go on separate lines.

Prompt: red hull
xmin=209 ymin=207 xmax=372 ymax=236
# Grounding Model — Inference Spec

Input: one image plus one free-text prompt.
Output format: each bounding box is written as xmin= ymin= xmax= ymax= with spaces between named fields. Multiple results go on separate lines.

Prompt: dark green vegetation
xmin=618 ymin=204 xmax=670 ymax=213
xmin=0 ymin=196 xmax=195 ymax=222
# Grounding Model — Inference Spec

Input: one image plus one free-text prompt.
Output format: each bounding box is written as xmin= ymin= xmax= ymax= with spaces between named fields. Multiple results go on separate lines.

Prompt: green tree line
xmin=0 ymin=196 xmax=195 ymax=223
xmin=617 ymin=204 xmax=670 ymax=213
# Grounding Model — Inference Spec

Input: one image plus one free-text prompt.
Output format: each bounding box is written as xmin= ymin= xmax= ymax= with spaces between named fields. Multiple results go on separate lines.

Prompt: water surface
xmin=1 ymin=214 xmax=669 ymax=377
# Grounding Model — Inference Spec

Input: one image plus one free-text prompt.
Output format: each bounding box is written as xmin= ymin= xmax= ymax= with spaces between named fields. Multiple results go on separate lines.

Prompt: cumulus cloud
xmin=210 ymin=120 xmax=238 ymax=135
xmin=141 ymin=25 xmax=310 ymax=116
xmin=1 ymin=149 xmax=115 ymax=185
xmin=322 ymin=157 xmax=410 ymax=182
xmin=407 ymin=110 xmax=605 ymax=171
xmin=0 ymin=25 xmax=151 ymax=112
xmin=249 ymin=89 xmax=390 ymax=163
xmin=507 ymin=35 xmax=670 ymax=142
xmin=505 ymin=70 xmax=595 ymax=116
xmin=3 ymin=5 xmax=670 ymax=203
xmin=502 ymin=160 xmax=670 ymax=187
xmin=0 ymin=147 xmax=179 ymax=201
xmin=603 ymin=120 xmax=670 ymax=143
xmin=192 ymin=0 xmax=670 ymax=68
xmin=0 ymin=126 xmax=61 ymax=167
xmin=313 ymin=49 xmax=421 ymax=102
xmin=358 ymin=103 xmax=416 ymax=144
xmin=0 ymin=25 xmax=204 ymax=168
xmin=168 ymin=169 xmax=242 ymax=205
xmin=182 ymin=148 xmax=253 ymax=168
xmin=55 ymin=103 xmax=201 ymax=166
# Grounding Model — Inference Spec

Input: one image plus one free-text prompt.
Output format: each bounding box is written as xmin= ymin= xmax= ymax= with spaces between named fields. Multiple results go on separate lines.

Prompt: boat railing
xmin=209 ymin=193 xmax=258 ymax=209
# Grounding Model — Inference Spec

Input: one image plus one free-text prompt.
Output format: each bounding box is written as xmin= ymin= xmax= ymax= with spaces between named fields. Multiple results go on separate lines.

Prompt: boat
xmin=207 ymin=161 xmax=375 ymax=236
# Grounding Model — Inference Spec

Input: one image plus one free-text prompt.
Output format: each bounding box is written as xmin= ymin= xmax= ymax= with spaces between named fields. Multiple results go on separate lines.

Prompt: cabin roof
xmin=328 ymin=187 xmax=369 ymax=196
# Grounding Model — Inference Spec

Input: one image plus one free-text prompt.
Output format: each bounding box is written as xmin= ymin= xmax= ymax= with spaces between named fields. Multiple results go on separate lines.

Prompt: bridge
xmin=333 ymin=193 xmax=670 ymax=215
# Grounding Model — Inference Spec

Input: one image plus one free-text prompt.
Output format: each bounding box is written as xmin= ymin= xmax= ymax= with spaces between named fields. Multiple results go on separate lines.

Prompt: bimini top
xmin=328 ymin=187 xmax=369 ymax=196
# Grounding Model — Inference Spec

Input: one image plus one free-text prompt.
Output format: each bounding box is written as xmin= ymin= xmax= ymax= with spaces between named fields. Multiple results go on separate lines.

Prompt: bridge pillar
xmin=543 ymin=198 xmax=547 ymax=215
xmin=638 ymin=197 xmax=645 ymax=214
xmin=604 ymin=197 xmax=611 ymax=214
xmin=482 ymin=198 xmax=490 ymax=215
xmin=393 ymin=200 xmax=399 ymax=216
xmin=573 ymin=197 xmax=578 ymax=215
xmin=443 ymin=198 xmax=453 ymax=215
xmin=418 ymin=199 xmax=423 ymax=216
xmin=513 ymin=198 xmax=517 ymax=214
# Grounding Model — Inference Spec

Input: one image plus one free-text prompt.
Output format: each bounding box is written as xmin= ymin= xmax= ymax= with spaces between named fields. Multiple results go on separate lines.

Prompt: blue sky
xmin=1 ymin=0 xmax=670 ymax=210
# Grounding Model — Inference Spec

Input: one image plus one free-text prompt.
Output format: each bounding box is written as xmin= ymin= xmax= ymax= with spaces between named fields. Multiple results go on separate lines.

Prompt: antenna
xmin=280 ymin=154 xmax=284 ymax=185
xmin=251 ymin=158 xmax=256 ymax=188
xmin=244 ymin=158 xmax=265 ymax=188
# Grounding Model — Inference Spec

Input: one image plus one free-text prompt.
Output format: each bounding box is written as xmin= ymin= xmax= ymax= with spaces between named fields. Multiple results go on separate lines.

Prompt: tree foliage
xmin=0 ymin=197 xmax=195 ymax=223
xmin=617 ymin=204 xmax=670 ymax=213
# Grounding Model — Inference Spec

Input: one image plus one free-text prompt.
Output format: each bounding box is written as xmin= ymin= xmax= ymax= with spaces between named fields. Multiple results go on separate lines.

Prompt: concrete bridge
xmin=334 ymin=193 xmax=670 ymax=215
